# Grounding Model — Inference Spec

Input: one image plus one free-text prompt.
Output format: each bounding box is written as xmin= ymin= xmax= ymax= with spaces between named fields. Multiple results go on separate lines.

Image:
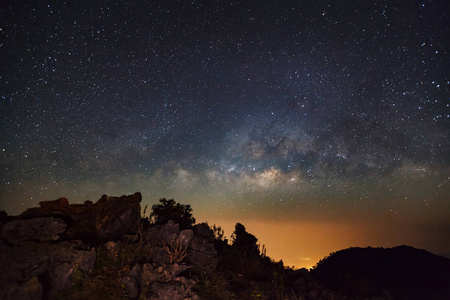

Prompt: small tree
xmin=150 ymin=198 xmax=195 ymax=229
xmin=231 ymin=223 xmax=260 ymax=257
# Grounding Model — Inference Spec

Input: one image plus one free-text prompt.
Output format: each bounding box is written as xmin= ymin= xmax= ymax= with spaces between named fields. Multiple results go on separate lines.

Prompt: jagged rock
xmin=121 ymin=276 xmax=139 ymax=299
xmin=3 ymin=276 xmax=43 ymax=300
xmin=0 ymin=211 xmax=12 ymax=230
xmin=188 ymin=223 xmax=217 ymax=272
xmin=13 ymin=192 xmax=142 ymax=243
xmin=1 ymin=217 xmax=67 ymax=244
xmin=0 ymin=240 xmax=96 ymax=299
xmin=151 ymin=245 xmax=170 ymax=266
xmin=145 ymin=226 xmax=162 ymax=245
xmin=121 ymin=264 xmax=142 ymax=298
xmin=160 ymin=220 xmax=180 ymax=244
xmin=179 ymin=229 xmax=194 ymax=248
xmin=139 ymin=262 xmax=194 ymax=299
xmin=39 ymin=197 xmax=69 ymax=208
xmin=308 ymin=289 xmax=319 ymax=299
xmin=147 ymin=279 xmax=198 ymax=300
xmin=141 ymin=263 xmax=159 ymax=295
xmin=51 ymin=262 xmax=74 ymax=290
xmin=192 ymin=223 xmax=214 ymax=241
xmin=166 ymin=263 xmax=190 ymax=277
xmin=103 ymin=240 xmax=122 ymax=262
xmin=94 ymin=193 xmax=142 ymax=240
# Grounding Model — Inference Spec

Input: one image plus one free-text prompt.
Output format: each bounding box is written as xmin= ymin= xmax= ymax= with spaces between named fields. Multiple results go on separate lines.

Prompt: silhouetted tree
xmin=231 ymin=223 xmax=260 ymax=257
xmin=211 ymin=224 xmax=226 ymax=241
xmin=150 ymin=198 xmax=195 ymax=229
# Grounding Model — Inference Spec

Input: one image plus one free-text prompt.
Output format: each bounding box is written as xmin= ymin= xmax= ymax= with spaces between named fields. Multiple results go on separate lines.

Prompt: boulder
xmin=94 ymin=193 xmax=142 ymax=240
xmin=188 ymin=223 xmax=217 ymax=272
xmin=121 ymin=264 xmax=142 ymax=299
xmin=103 ymin=240 xmax=122 ymax=263
xmin=0 ymin=240 xmax=96 ymax=299
xmin=1 ymin=217 xmax=67 ymax=245
xmin=178 ymin=229 xmax=194 ymax=248
xmin=13 ymin=193 xmax=142 ymax=243
xmin=39 ymin=197 xmax=69 ymax=208
xmin=0 ymin=210 xmax=12 ymax=230
xmin=3 ymin=276 xmax=43 ymax=300
xmin=159 ymin=220 xmax=180 ymax=244
xmin=147 ymin=277 xmax=198 ymax=300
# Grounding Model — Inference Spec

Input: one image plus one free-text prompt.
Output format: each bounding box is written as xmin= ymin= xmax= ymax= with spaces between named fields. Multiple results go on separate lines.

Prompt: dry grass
xmin=164 ymin=239 xmax=188 ymax=264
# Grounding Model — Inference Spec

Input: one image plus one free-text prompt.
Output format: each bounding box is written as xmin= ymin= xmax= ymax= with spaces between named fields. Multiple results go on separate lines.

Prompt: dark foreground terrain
xmin=1 ymin=193 xmax=449 ymax=300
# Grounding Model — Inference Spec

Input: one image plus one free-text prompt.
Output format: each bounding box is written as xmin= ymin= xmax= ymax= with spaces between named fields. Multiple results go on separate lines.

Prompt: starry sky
xmin=1 ymin=0 xmax=449 ymax=268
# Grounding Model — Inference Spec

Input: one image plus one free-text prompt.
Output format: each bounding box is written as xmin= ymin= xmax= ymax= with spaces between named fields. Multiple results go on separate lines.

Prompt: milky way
xmin=1 ymin=0 xmax=449 ymax=267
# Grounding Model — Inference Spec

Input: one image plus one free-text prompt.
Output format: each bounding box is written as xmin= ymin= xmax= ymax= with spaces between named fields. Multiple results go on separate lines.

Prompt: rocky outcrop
xmin=1 ymin=217 xmax=67 ymax=244
xmin=0 ymin=193 xmax=141 ymax=299
xmin=0 ymin=193 xmax=218 ymax=300
xmin=0 ymin=240 xmax=96 ymax=299
xmin=140 ymin=262 xmax=198 ymax=300
xmin=14 ymin=192 xmax=142 ymax=243
xmin=188 ymin=223 xmax=218 ymax=272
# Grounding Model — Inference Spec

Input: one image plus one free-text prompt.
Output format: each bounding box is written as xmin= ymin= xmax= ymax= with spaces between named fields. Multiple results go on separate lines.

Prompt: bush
xmin=231 ymin=223 xmax=259 ymax=257
xmin=150 ymin=198 xmax=195 ymax=229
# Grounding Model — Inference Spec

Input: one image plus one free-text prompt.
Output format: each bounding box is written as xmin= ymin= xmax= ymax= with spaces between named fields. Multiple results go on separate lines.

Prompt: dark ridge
xmin=311 ymin=245 xmax=450 ymax=300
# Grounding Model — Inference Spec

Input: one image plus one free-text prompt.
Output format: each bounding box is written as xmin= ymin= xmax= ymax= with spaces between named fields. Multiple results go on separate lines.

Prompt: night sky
xmin=1 ymin=0 xmax=449 ymax=268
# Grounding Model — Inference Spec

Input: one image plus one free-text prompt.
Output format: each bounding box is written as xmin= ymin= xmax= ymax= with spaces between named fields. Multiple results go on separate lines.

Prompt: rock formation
xmin=0 ymin=193 xmax=217 ymax=300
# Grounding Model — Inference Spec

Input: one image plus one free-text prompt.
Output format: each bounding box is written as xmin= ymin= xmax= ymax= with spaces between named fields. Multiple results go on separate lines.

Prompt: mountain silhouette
xmin=311 ymin=245 xmax=450 ymax=300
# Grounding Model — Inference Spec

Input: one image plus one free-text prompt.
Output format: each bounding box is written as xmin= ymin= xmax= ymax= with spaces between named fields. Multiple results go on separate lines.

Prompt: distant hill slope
xmin=311 ymin=245 xmax=450 ymax=300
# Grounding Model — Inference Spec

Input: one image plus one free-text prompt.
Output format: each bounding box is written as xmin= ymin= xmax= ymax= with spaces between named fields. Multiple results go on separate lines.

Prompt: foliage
xmin=193 ymin=272 xmax=235 ymax=300
xmin=211 ymin=223 xmax=226 ymax=241
xmin=52 ymin=244 xmax=131 ymax=300
xmin=150 ymin=198 xmax=195 ymax=229
xmin=231 ymin=223 xmax=260 ymax=257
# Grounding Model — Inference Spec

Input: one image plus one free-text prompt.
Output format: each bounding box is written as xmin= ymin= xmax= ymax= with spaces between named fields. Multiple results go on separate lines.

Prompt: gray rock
xmin=2 ymin=276 xmax=43 ymax=300
xmin=121 ymin=276 xmax=139 ymax=299
xmin=0 ymin=240 xmax=96 ymax=298
xmin=141 ymin=263 xmax=158 ymax=286
xmin=121 ymin=264 xmax=142 ymax=298
xmin=128 ymin=263 xmax=142 ymax=281
xmin=103 ymin=240 xmax=122 ymax=263
xmin=15 ymin=192 xmax=142 ymax=243
xmin=145 ymin=226 xmax=163 ymax=246
xmin=179 ymin=229 xmax=194 ymax=248
xmin=151 ymin=245 xmax=170 ymax=266
xmin=188 ymin=224 xmax=218 ymax=272
xmin=148 ymin=280 xmax=197 ymax=300
xmin=51 ymin=262 xmax=74 ymax=290
xmin=39 ymin=197 xmax=69 ymax=208
xmin=160 ymin=220 xmax=180 ymax=244
xmin=166 ymin=263 xmax=190 ymax=277
xmin=192 ymin=223 xmax=214 ymax=241
xmin=94 ymin=193 xmax=142 ymax=240
xmin=141 ymin=263 xmax=158 ymax=297
xmin=1 ymin=217 xmax=67 ymax=244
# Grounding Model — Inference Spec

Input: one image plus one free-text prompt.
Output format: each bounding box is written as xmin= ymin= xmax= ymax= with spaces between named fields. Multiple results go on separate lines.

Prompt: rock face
xmin=188 ymin=223 xmax=218 ymax=272
xmin=1 ymin=217 xmax=67 ymax=244
xmin=0 ymin=193 xmax=218 ymax=300
xmin=0 ymin=240 xmax=96 ymax=299
xmin=15 ymin=192 xmax=142 ymax=243
xmin=0 ymin=193 xmax=142 ymax=300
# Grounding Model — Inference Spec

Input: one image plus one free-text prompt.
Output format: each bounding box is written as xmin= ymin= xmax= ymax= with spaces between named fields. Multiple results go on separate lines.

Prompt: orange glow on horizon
xmin=196 ymin=211 xmax=450 ymax=269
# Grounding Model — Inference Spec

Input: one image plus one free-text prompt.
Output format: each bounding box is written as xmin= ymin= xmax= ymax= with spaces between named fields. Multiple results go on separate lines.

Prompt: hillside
xmin=311 ymin=245 xmax=450 ymax=300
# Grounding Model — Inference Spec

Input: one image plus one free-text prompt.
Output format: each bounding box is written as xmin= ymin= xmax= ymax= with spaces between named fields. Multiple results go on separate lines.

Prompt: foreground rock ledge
xmin=0 ymin=193 xmax=217 ymax=300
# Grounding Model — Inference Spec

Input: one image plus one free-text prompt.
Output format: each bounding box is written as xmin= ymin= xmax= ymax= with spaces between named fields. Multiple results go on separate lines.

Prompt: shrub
xmin=150 ymin=198 xmax=195 ymax=229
